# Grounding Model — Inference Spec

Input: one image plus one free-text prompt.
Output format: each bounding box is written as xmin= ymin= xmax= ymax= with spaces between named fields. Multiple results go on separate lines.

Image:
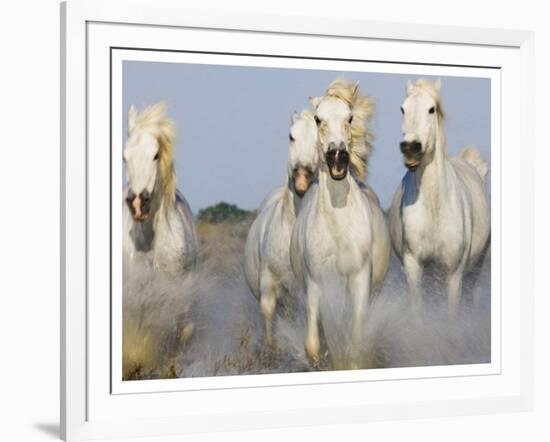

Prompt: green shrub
xmin=197 ymin=202 xmax=255 ymax=224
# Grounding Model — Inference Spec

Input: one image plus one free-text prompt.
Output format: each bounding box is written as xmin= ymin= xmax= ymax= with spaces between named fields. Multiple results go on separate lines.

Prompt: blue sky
xmin=122 ymin=61 xmax=491 ymax=212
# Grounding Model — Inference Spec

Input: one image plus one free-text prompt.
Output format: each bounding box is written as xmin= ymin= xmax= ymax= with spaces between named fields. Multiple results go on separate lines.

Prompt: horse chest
xmin=402 ymin=201 xmax=464 ymax=266
xmin=314 ymin=205 xmax=370 ymax=274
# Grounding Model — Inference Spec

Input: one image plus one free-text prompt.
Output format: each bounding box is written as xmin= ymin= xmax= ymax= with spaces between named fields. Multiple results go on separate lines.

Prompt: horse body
xmin=123 ymin=190 xmax=198 ymax=274
xmin=244 ymin=184 xmax=297 ymax=294
xmin=292 ymin=170 xmax=374 ymax=284
xmin=360 ymin=183 xmax=391 ymax=288
xmin=244 ymin=111 xmax=319 ymax=345
xmin=123 ymin=102 xmax=198 ymax=275
xmin=389 ymin=79 xmax=490 ymax=315
xmin=290 ymin=79 xmax=390 ymax=368
xmin=293 ymin=179 xmax=389 ymax=288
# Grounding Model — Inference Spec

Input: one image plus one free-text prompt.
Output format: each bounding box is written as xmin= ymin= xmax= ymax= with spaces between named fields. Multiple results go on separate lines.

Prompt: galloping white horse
xmin=290 ymin=79 xmax=391 ymax=368
xmin=123 ymin=102 xmax=199 ymax=275
xmin=388 ymin=79 xmax=490 ymax=316
xmin=244 ymin=111 xmax=319 ymax=345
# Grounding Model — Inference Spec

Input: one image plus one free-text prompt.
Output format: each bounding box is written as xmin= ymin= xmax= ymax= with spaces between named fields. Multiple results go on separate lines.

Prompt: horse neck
xmin=283 ymin=176 xmax=299 ymax=218
xmin=417 ymin=118 xmax=449 ymax=211
xmin=129 ymin=181 xmax=173 ymax=252
xmin=318 ymin=164 xmax=353 ymax=211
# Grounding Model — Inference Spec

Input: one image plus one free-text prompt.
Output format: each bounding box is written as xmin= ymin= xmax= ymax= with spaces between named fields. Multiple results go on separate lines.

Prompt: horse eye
xmin=289 ymin=133 xmax=295 ymax=142
xmin=400 ymin=106 xmax=404 ymax=115
xmin=314 ymin=115 xmax=321 ymax=126
xmin=348 ymin=116 xmax=353 ymax=124
xmin=153 ymin=153 xmax=159 ymax=160
xmin=429 ymin=106 xmax=435 ymax=114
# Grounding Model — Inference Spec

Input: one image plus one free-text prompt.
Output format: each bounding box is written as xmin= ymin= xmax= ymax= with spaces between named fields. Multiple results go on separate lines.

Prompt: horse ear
xmin=309 ymin=96 xmax=321 ymax=109
xmin=406 ymin=80 xmax=414 ymax=95
xmin=434 ymin=78 xmax=442 ymax=92
xmin=291 ymin=111 xmax=299 ymax=124
xmin=128 ymin=105 xmax=137 ymax=133
xmin=353 ymin=81 xmax=359 ymax=97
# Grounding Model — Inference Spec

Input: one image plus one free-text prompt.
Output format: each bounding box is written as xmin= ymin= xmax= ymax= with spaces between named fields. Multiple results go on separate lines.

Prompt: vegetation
xmin=197 ymin=201 xmax=255 ymax=224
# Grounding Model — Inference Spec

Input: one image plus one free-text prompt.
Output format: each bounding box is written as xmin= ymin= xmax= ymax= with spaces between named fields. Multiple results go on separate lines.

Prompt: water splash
xmin=123 ymin=221 xmax=491 ymax=379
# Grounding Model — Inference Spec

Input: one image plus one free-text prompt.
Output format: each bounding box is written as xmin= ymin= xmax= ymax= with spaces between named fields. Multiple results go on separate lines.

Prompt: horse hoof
xmin=305 ymin=347 xmax=321 ymax=369
xmin=308 ymin=357 xmax=321 ymax=370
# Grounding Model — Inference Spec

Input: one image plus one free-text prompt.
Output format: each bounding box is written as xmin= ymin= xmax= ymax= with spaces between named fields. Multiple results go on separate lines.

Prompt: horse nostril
xmin=138 ymin=190 xmax=152 ymax=216
xmin=339 ymin=141 xmax=346 ymax=151
xmin=139 ymin=190 xmax=150 ymax=202
xmin=400 ymin=141 xmax=422 ymax=155
xmin=410 ymin=141 xmax=422 ymax=154
xmin=126 ymin=189 xmax=136 ymax=206
xmin=328 ymin=142 xmax=336 ymax=152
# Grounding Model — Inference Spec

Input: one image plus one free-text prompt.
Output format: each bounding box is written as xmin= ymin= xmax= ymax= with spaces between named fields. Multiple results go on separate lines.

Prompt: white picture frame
xmin=61 ymin=0 xmax=534 ymax=440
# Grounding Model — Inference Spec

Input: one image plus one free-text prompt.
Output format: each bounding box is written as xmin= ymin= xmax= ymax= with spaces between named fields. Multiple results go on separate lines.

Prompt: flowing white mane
xmin=324 ymin=78 xmax=375 ymax=180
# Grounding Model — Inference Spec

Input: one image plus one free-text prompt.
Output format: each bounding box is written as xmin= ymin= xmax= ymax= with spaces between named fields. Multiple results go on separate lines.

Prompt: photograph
xmin=120 ymin=58 xmax=492 ymax=381
xmin=55 ymin=2 xmax=537 ymax=440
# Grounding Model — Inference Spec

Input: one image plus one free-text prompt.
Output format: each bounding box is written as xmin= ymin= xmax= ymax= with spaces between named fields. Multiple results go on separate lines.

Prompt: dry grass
xmin=123 ymin=319 xmax=157 ymax=380
xmin=196 ymin=219 xmax=251 ymax=274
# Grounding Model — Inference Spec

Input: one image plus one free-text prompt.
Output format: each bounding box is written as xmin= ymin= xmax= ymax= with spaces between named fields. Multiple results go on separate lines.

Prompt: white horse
xmin=388 ymin=79 xmax=490 ymax=316
xmin=244 ymin=111 xmax=319 ymax=346
xmin=123 ymin=102 xmax=199 ymax=275
xmin=290 ymin=79 xmax=391 ymax=368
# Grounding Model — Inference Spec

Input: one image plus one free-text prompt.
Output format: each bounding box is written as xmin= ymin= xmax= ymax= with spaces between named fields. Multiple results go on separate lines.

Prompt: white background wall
xmin=0 ymin=0 xmax=546 ymax=441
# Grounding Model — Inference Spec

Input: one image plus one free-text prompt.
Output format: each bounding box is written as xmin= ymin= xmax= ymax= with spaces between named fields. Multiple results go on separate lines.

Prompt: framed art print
xmin=61 ymin=0 xmax=534 ymax=440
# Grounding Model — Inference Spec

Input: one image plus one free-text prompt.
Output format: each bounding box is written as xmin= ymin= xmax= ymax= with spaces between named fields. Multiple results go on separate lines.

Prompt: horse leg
xmin=260 ymin=271 xmax=279 ymax=347
xmin=349 ymin=264 xmax=372 ymax=369
xmin=305 ymin=277 xmax=321 ymax=367
xmin=403 ymin=252 xmax=423 ymax=313
xmin=447 ymin=268 xmax=464 ymax=318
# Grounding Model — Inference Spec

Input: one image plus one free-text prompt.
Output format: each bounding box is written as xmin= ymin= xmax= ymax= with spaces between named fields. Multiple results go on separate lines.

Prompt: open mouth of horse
xmin=325 ymin=148 xmax=349 ymax=181
xmin=404 ymin=156 xmax=423 ymax=171
xmin=292 ymin=165 xmax=314 ymax=197
xmin=126 ymin=189 xmax=153 ymax=222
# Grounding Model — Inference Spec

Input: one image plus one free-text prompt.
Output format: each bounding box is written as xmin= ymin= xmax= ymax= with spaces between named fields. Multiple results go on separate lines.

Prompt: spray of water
xmin=123 ymin=221 xmax=491 ymax=379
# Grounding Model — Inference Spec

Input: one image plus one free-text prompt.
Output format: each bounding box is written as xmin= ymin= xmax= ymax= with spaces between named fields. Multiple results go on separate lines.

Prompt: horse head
xmin=400 ymin=78 xmax=445 ymax=171
xmin=310 ymin=78 xmax=374 ymax=182
xmin=124 ymin=102 xmax=176 ymax=222
xmin=288 ymin=111 xmax=319 ymax=197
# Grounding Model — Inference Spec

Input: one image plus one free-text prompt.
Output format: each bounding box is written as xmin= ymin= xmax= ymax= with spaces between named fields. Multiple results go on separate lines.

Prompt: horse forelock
xmin=413 ymin=79 xmax=445 ymax=121
xmin=131 ymin=102 xmax=177 ymax=208
xmin=299 ymin=110 xmax=315 ymax=122
xmin=325 ymin=78 xmax=357 ymax=107
xmin=324 ymin=78 xmax=375 ymax=181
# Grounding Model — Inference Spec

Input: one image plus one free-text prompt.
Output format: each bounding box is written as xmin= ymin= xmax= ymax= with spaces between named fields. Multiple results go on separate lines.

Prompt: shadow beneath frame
xmin=33 ymin=422 xmax=59 ymax=439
